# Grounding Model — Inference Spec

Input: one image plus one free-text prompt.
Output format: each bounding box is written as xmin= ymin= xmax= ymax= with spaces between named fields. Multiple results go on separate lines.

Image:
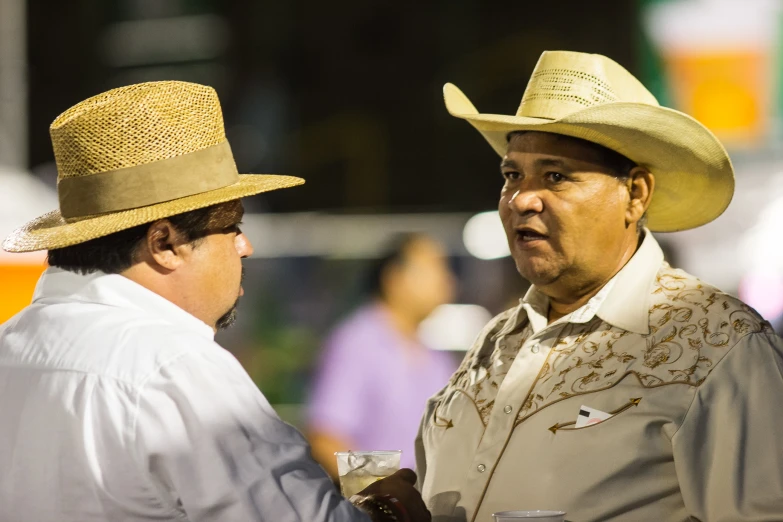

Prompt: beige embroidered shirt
xmin=415 ymin=233 xmax=783 ymax=522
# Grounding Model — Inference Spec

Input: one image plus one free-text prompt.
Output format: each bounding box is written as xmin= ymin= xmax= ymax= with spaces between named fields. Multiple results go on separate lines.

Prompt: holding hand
xmin=351 ymin=469 xmax=431 ymax=522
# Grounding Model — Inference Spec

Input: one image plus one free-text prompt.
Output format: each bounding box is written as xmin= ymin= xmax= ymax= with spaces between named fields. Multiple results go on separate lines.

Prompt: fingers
xmin=391 ymin=468 xmax=418 ymax=486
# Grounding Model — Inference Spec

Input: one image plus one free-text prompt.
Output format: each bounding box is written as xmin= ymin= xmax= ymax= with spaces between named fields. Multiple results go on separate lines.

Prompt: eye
xmin=502 ymin=170 xmax=521 ymax=181
xmin=225 ymin=221 xmax=243 ymax=234
xmin=546 ymin=171 xmax=566 ymax=183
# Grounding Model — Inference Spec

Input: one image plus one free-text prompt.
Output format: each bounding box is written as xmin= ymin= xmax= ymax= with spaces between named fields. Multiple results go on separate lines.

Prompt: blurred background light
xmin=738 ymin=272 xmax=783 ymax=322
xmin=739 ymin=193 xmax=783 ymax=274
xmin=242 ymin=212 xmax=471 ymax=259
xmin=0 ymin=166 xmax=57 ymax=323
xmin=418 ymin=304 xmax=493 ymax=352
xmin=462 ymin=211 xmax=510 ymax=260
xmin=643 ymin=0 xmax=782 ymax=148
xmin=100 ymin=14 xmax=229 ymax=67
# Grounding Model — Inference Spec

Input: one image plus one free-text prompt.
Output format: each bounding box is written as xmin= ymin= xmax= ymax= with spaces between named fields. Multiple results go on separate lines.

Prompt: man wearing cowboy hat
xmin=0 ymin=82 xmax=430 ymax=522
xmin=415 ymin=51 xmax=783 ymax=521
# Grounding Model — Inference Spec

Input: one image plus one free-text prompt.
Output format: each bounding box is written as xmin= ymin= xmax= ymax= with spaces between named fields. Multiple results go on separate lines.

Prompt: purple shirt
xmin=307 ymin=304 xmax=458 ymax=469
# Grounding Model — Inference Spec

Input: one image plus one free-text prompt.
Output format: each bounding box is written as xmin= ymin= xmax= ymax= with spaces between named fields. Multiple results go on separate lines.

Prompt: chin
xmin=216 ymin=297 xmax=241 ymax=330
xmin=515 ymin=261 xmax=561 ymax=287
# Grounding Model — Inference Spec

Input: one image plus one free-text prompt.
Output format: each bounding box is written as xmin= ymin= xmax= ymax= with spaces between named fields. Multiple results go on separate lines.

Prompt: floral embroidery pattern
xmin=431 ymin=263 xmax=772 ymax=429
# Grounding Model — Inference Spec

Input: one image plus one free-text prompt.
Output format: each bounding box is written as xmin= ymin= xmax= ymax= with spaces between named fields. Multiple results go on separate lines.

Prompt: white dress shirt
xmin=0 ymin=267 xmax=369 ymax=522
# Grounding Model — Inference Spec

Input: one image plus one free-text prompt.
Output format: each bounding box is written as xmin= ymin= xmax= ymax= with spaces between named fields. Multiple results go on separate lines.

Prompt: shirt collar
xmin=33 ymin=267 xmax=215 ymax=340
xmin=494 ymin=230 xmax=662 ymax=338
xmin=594 ymin=230 xmax=662 ymax=335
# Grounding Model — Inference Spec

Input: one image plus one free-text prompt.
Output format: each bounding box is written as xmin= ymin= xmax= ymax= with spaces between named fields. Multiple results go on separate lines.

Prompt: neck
xmin=378 ymin=299 xmax=421 ymax=341
xmin=546 ymin=280 xmax=606 ymax=324
xmin=121 ymin=264 xmax=214 ymax=330
xmin=545 ymin=233 xmax=642 ymax=324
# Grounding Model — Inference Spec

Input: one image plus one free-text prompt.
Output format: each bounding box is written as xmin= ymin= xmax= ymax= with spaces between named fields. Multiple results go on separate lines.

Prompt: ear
xmin=142 ymin=220 xmax=191 ymax=271
xmin=626 ymin=167 xmax=655 ymax=227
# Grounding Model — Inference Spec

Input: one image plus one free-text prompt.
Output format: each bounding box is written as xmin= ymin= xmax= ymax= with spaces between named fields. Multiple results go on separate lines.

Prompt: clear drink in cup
xmin=334 ymin=450 xmax=402 ymax=497
xmin=492 ymin=511 xmax=566 ymax=522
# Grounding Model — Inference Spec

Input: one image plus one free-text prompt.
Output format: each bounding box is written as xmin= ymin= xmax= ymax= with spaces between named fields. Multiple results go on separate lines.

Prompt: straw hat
xmin=444 ymin=50 xmax=734 ymax=232
xmin=2 ymin=81 xmax=304 ymax=253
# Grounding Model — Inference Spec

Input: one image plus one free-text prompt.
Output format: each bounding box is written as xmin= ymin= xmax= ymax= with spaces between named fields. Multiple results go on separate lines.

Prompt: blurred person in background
xmin=416 ymin=51 xmax=783 ymax=521
xmin=0 ymin=81 xmax=430 ymax=522
xmin=308 ymin=233 xmax=458 ymax=479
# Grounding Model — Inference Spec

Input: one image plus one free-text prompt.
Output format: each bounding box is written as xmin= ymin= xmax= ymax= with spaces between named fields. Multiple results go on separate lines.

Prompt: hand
xmin=358 ymin=469 xmax=431 ymax=522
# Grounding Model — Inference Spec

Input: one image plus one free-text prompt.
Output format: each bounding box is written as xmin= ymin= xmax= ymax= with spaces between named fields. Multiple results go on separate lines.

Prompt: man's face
xmin=186 ymin=200 xmax=252 ymax=330
xmin=498 ymin=132 xmax=635 ymax=296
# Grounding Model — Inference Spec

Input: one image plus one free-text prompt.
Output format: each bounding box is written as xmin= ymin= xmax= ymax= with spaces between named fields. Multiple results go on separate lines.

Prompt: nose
xmin=508 ymin=188 xmax=544 ymax=215
xmin=236 ymin=232 xmax=254 ymax=258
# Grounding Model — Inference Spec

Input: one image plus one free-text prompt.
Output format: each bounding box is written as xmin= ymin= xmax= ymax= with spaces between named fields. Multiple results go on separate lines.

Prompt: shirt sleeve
xmin=133 ymin=340 xmax=370 ymax=522
xmin=306 ymin=327 xmax=372 ymax=443
xmin=672 ymin=331 xmax=783 ymax=521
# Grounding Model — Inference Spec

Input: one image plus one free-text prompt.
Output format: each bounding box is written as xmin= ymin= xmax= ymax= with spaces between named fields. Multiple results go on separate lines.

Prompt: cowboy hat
xmin=2 ymin=81 xmax=304 ymax=252
xmin=444 ymin=50 xmax=734 ymax=232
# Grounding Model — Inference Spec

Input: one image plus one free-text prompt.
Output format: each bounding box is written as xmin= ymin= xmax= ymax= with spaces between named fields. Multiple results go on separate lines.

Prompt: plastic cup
xmin=492 ymin=511 xmax=567 ymax=522
xmin=334 ymin=450 xmax=402 ymax=498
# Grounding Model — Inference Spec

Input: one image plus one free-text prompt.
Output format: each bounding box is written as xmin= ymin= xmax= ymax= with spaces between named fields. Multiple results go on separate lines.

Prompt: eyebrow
xmin=500 ymin=159 xmax=519 ymax=170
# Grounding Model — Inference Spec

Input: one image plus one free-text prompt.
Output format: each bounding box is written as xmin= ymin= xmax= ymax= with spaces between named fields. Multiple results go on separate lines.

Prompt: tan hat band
xmin=58 ymin=141 xmax=239 ymax=220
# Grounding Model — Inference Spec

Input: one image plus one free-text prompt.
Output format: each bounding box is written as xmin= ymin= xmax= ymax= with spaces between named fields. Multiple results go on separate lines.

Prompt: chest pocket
xmin=428 ymin=388 xmax=481 ymax=432
xmin=547 ymin=396 xmax=642 ymax=434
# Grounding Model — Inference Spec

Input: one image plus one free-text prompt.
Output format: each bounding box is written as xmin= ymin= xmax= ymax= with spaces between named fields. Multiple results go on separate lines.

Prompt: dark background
xmin=27 ymin=0 xmax=637 ymax=214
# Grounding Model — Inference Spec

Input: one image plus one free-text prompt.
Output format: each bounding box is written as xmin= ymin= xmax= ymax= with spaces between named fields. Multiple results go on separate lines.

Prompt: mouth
xmin=515 ymin=227 xmax=549 ymax=244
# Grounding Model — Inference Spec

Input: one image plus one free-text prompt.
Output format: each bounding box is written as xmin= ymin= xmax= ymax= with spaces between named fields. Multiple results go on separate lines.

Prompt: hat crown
xmin=50 ymin=81 xmax=227 ymax=179
xmin=516 ymin=51 xmax=659 ymax=120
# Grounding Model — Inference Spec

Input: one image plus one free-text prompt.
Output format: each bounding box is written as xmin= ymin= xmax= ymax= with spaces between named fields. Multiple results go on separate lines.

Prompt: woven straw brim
xmin=3 ymin=174 xmax=304 ymax=252
xmin=444 ymin=84 xmax=735 ymax=232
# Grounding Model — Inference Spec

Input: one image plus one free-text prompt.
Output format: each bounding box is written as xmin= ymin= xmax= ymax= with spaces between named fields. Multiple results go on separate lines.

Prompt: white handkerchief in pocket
xmin=575 ymin=405 xmax=612 ymax=428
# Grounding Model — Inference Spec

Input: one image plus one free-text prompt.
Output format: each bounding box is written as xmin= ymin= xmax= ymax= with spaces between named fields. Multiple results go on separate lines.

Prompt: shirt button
xmin=477 ymin=464 xmax=486 ymax=473
xmin=503 ymin=405 xmax=513 ymax=414
xmin=531 ymin=343 xmax=541 ymax=354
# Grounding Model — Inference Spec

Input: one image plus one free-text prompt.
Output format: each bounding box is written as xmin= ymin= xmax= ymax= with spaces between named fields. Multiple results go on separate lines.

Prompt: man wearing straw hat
xmin=415 ymin=51 xmax=783 ymax=521
xmin=0 ymin=82 xmax=430 ymax=522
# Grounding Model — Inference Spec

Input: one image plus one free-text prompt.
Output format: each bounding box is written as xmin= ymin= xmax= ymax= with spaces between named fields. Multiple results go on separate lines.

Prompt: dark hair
xmin=507 ymin=131 xmax=637 ymax=179
xmin=366 ymin=233 xmax=427 ymax=300
xmin=47 ymin=204 xmax=223 ymax=275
